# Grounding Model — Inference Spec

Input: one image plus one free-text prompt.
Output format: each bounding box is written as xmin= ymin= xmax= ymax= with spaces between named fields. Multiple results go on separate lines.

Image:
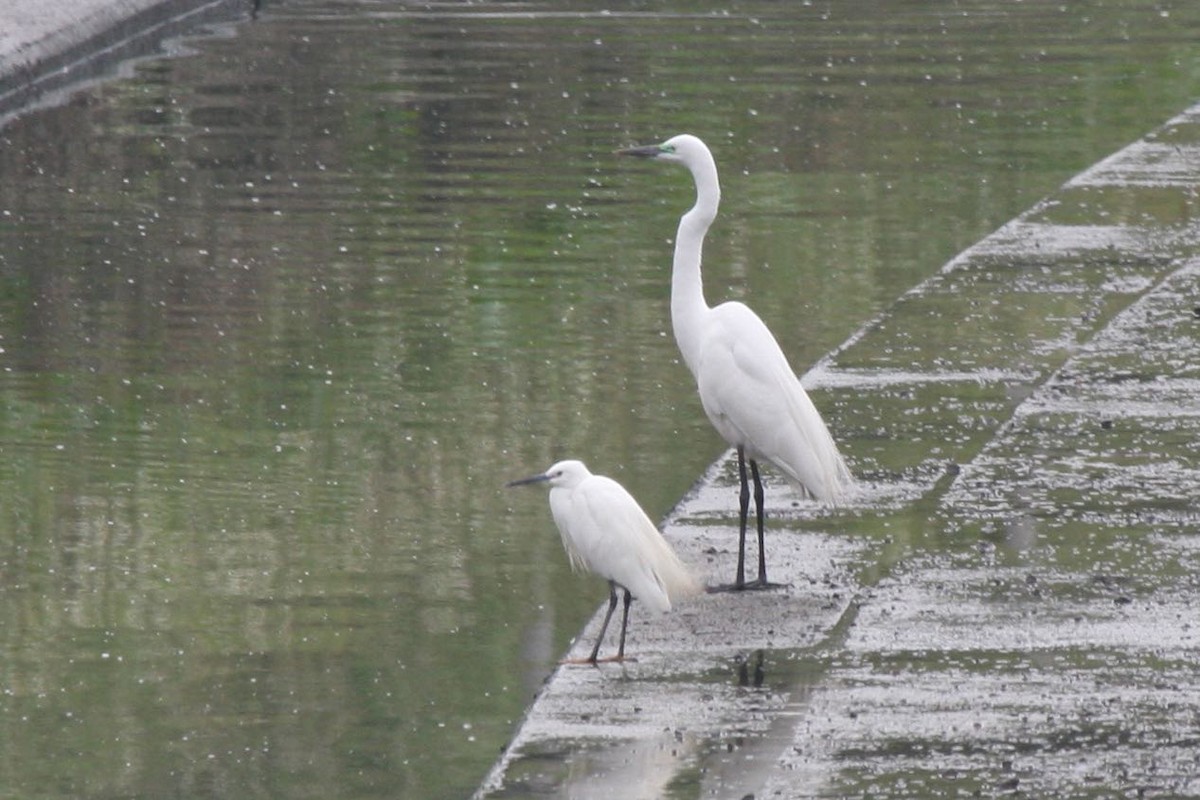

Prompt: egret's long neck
xmin=671 ymin=154 xmax=720 ymax=373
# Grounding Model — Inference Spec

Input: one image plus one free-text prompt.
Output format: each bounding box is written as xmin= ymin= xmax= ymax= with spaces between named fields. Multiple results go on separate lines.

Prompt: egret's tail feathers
xmin=820 ymin=454 xmax=856 ymax=506
xmin=659 ymin=554 xmax=703 ymax=605
xmin=774 ymin=445 xmax=854 ymax=505
xmin=649 ymin=540 xmax=702 ymax=611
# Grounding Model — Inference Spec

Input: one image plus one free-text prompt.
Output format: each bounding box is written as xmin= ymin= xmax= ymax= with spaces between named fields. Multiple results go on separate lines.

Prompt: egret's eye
xmin=661 ymin=144 xmax=677 ymax=154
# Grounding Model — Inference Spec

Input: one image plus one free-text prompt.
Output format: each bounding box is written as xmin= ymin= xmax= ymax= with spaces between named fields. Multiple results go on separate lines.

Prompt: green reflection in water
xmin=1 ymin=1 xmax=1199 ymax=797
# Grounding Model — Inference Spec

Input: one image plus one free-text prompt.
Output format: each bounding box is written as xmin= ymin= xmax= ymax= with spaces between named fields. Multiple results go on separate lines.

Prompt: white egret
xmin=506 ymin=459 xmax=700 ymax=664
xmin=618 ymin=134 xmax=853 ymax=591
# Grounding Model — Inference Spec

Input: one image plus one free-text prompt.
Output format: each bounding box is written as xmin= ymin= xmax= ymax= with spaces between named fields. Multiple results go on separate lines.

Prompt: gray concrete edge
xmin=0 ymin=0 xmax=252 ymax=126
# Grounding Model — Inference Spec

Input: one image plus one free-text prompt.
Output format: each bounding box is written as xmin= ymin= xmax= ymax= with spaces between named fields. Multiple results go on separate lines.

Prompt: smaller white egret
xmin=506 ymin=459 xmax=700 ymax=664
xmin=618 ymin=134 xmax=854 ymax=592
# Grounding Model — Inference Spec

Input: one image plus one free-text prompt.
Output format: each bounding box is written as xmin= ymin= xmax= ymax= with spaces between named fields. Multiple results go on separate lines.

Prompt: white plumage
xmin=508 ymin=459 xmax=699 ymax=663
xmin=619 ymin=134 xmax=853 ymax=590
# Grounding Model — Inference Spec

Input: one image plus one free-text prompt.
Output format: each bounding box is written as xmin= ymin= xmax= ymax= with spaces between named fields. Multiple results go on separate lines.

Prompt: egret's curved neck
xmin=672 ymin=152 xmax=720 ymax=371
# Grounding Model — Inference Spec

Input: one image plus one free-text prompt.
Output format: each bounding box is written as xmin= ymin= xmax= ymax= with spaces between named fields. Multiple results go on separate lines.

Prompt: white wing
xmin=551 ymin=475 xmax=699 ymax=612
xmin=693 ymin=301 xmax=853 ymax=503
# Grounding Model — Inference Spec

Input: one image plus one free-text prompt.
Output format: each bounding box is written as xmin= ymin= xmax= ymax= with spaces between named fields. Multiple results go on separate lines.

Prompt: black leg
xmin=736 ymin=445 xmax=750 ymax=588
xmin=744 ymin=459 xmax=785 ymax=590
xmin=563 ymin=583 xmax=637 ymax=665
xmin=707 ymin=446 xmax=783 ymax=593
xmin=583 ymin=581 xmax=618 ymax=664
xmin=614 ymin=588 xmax=633 ymax=661
xmin=750 ymin=458 xmax=767 ymax=585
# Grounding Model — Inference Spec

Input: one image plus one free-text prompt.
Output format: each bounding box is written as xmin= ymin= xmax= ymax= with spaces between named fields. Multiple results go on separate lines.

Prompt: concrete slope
xmin=0 ymin=0 xmax=249 ymax=123
xmin=475 ymin=103 xmax=1200 ymax=798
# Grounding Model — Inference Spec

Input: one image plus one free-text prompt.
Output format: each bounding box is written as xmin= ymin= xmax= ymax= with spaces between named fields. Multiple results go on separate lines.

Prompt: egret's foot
xmin=743 ymin=578 xmax=787 ymax=591
xmin=706 ymin=579 xmax=787 ymax=593
xmin=559 ymin=655 xmax=637 ymax=665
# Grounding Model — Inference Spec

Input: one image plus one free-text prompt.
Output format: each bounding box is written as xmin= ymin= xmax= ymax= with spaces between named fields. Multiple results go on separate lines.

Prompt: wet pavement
xmin=0 ymin=0 xmax=247 ymax=122
xmin=474 ymin=104 xmax=1200 ymax=798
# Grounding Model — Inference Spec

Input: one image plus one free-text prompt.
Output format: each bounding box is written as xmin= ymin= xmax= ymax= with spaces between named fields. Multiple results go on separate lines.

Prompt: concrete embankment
xmin=5 ymin=7 xmax=1196 ymax=796
xmin=0 ymin=0 xmax=249 ymax=124
xmin=475 ymin=103 xmax=1200 ymax=798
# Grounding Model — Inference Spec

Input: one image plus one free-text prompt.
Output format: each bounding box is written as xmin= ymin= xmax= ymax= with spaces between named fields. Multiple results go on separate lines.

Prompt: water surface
xmin=1 ymin=1 xmax=1198 ymax=797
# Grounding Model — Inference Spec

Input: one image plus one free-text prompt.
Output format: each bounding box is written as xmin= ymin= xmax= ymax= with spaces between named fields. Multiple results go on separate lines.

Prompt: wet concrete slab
xmin=0 ymin=0 xmax=248 ymax=123
xmin=475 ymin=102 xmax=1200 ymax=798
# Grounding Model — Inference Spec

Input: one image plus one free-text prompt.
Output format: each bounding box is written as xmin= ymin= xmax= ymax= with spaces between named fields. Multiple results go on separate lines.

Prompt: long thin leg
xmin=564 ymin=583 xmax=636 ymax=665
xmin=575 ymin=581 xmax=618 ymax=664
xmin=750 ymin=458 xmax=768 ymax=585
xmin=708 ymin=446 xmax=767 ymax=593
xmin=735 ymin=445 xmax=750 ymax=588
xmin=743 ymin=459 xmax=784 ymax=590
xmin=613 ymin=588 xmax=633 ymax=661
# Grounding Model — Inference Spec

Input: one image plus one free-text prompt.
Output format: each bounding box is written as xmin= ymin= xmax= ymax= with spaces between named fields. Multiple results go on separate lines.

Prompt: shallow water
xmin=1 ymin=2 xmax=1198 ymax=797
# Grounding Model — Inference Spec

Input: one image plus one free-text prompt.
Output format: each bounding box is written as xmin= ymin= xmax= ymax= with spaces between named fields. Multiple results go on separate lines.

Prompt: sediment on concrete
xmin=0 ymin=0 xmax=250 ymax=124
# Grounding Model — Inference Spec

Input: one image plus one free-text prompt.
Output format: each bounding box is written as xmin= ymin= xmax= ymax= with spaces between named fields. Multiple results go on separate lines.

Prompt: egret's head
xmin=505 ymin=459 xmax=590 ymax=489
xmin=617 ymin=134 xmax=710 ymax=166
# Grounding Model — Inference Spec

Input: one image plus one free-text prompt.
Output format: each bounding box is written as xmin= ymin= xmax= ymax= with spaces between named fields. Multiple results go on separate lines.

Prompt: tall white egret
xmin=506 ymin=459 xmax=700 ymax=663
xmin=618 ymin=134 xmax=854 ymax=591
